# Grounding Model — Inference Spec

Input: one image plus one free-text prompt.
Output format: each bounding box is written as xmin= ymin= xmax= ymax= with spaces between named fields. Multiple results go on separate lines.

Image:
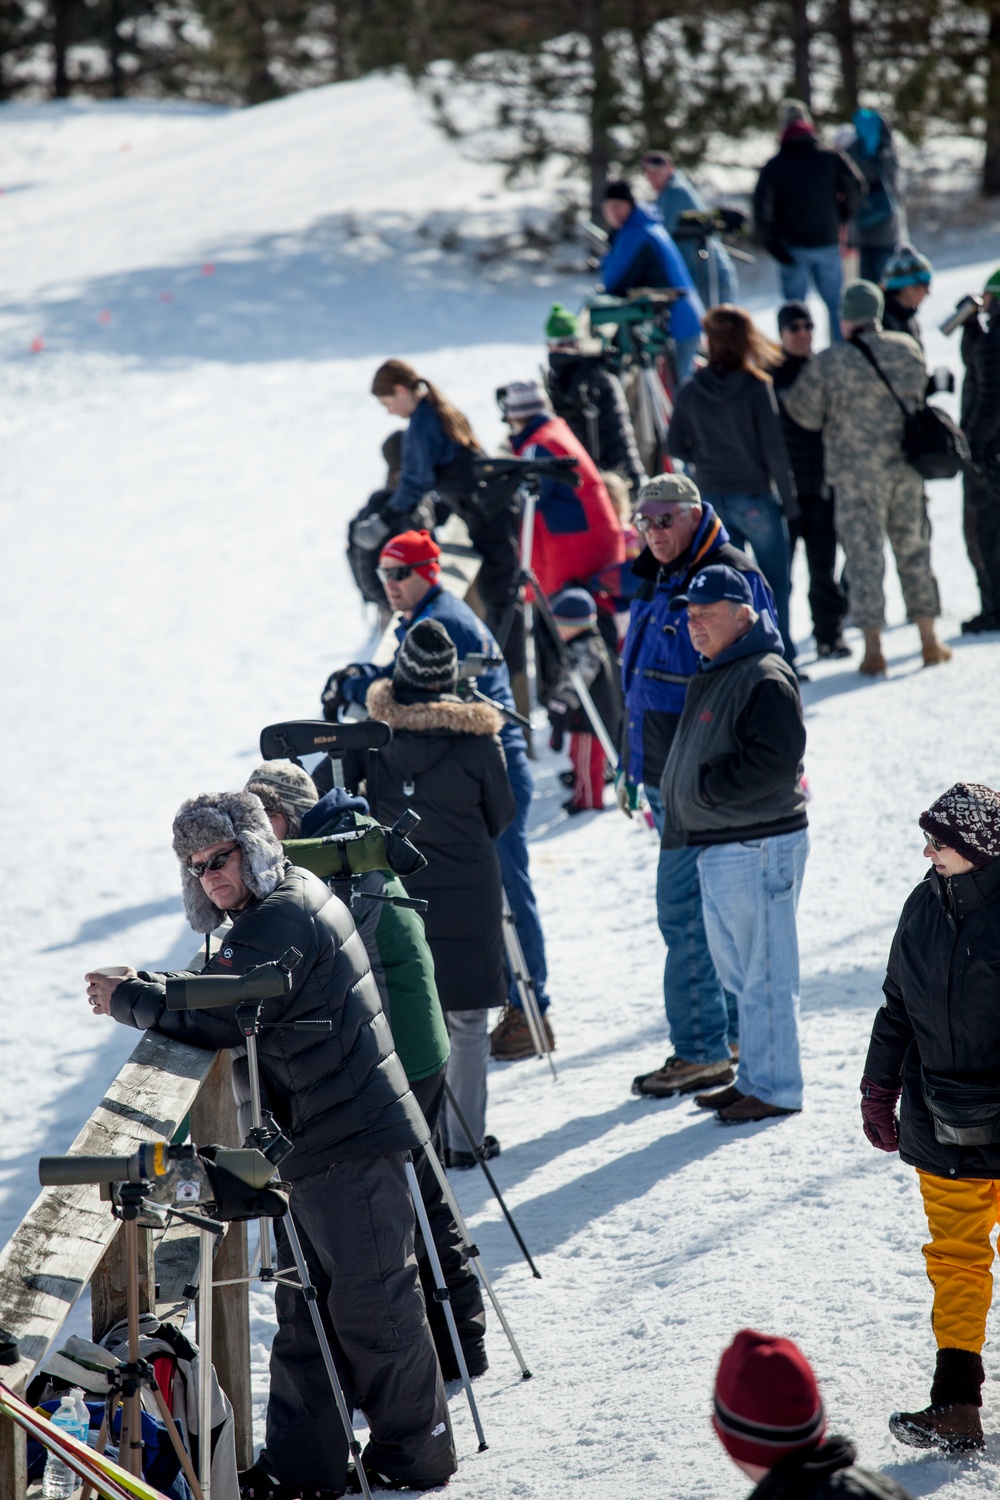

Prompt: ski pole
xmin=443 ymin=1082 xmax=541 ymax=1279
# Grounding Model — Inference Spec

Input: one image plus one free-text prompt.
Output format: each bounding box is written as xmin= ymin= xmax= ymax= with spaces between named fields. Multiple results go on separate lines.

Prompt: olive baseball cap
xmin=634 ymin=472 xmax=702 ymax=516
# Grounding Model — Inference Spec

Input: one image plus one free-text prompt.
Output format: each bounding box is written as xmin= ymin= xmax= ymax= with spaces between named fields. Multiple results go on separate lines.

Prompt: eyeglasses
xmin=635 ymin=510 xmax=689 ymax=532
xmin=923 ymin=831 xmax=943 ymax=851
xmin=376 ymin=565 xmax=414 ymax=584
xmin=786 ymin=320 xmax=814 ymax=332
xmin=187 ymin=844 xmax=240 ymax=880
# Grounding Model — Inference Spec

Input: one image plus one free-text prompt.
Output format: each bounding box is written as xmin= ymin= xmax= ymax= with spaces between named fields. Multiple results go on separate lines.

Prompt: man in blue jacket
xmin=600 ymin=180 xmax=706 ymax=381
xmin=641 ymin=150 xmax=738 ymax=309
xmin=323 ymin=530 xmax=553 ymax=1061
xmin=621 ymin=475 xmax=778 ymax=1101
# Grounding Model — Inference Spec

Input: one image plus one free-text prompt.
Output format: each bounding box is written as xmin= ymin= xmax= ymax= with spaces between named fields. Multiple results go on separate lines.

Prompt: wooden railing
xmin=0 ymin=1035 xmax=252 ymax=1500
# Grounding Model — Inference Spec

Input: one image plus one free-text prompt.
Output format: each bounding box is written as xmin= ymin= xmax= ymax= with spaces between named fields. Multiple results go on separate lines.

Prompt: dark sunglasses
xmin=786 ymin=320 xmax=814 ymax=332
xmin=376 ymin=565 xmax=414 ymax=584
xmin=187 ymin=844 xmax=240 ymax=879
xmin=923 ymin=831 xmax=943 ymax=851
xmin=635 ymin=510 xmax=688 ymax=532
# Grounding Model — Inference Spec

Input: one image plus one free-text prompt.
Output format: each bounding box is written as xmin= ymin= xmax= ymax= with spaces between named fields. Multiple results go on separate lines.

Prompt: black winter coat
xmin=110 ymin=865 xmax=425 ymax=1181
xmin=348 ymin=681 xmax=516 ymax=1012
xmin=772 ymin=355 xmax=826 ymax=498
xmin=749 ymin=1437 xmax=912 ymax=1500
xmin=960 ymin=310 xmax=1000 ymax=465
xmin=881 ymin=294 xmax=924 ymax=351
xmin=545 ymin=353 xmax=646 ymax=494
xmin=753 ymin=137 xmax=866 ymax=256
xmin=666 ymin=366 xmax=798 ymax=519
xmin=864 ymin=858 xmax=1000 ymax=1179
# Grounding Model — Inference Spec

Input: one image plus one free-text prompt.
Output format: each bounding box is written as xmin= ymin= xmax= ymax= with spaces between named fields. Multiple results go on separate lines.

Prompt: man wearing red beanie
xmin=713 ymin=1330 xmax=912 ymax=1500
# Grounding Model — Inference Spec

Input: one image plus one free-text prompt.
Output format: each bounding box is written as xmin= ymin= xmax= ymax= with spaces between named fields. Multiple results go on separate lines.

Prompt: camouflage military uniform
xmin=784 ymin=331 xmax=941 ymax=630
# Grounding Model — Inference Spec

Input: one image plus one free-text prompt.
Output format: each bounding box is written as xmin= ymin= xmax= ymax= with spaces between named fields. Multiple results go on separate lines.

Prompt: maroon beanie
xmin=713 ymin=1330 xmax=825 ymax=1469
xmin=919 ymin=782 xmax=1000 ymax=870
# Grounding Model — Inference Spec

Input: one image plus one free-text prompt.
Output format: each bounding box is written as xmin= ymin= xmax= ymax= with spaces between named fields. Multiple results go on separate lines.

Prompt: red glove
xmin=860 ymin=1075 xmax=901 ymax=1152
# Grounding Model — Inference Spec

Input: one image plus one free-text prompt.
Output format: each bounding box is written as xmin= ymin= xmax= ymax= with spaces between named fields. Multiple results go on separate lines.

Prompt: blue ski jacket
xmin=600 ymin=204 xmax=705 ymax=344
xmin=340 ymin=585 xmax=524 ymax=756
xmin=387 ymin=398 xmax=463 ymax=515
xmin=620 ymin=504 xmax=778 ymax=789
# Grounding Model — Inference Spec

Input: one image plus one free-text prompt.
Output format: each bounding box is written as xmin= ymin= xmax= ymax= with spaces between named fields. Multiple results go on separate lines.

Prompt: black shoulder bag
xmin=850 ymin=334 xmax=970 ymax=481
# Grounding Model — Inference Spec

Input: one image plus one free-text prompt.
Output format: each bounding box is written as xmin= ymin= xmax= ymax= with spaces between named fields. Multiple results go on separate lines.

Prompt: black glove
xmin=321 ymin=665 xmax=363 ymax=722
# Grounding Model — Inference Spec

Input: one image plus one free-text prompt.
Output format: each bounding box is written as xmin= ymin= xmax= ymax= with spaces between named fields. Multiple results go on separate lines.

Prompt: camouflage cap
xmin=634 ymin=472 xmax=702 ymax=515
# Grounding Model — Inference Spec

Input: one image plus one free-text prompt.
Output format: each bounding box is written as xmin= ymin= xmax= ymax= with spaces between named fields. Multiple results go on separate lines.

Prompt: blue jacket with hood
xmin=620 ymin=504 xmax=777 ymax=789
xmin=600 ymin=204 xmax=705 ymax=343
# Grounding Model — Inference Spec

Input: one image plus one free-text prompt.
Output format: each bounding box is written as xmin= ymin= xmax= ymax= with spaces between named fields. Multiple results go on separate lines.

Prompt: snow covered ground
xmin=3 ymin=74 xmax=1000 ymax=1500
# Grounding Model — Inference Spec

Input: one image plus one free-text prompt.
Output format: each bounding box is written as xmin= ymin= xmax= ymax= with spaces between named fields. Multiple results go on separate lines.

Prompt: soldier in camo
xmin=785 ymin=279 xmax=951 ymax=676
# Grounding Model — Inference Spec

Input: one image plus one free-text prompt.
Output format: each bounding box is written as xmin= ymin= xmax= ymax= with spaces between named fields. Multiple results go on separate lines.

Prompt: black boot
xmin=889 ymin=1348 xmax=985 ymax=1453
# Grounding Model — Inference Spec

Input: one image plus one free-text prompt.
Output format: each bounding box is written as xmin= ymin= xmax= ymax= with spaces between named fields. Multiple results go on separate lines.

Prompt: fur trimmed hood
xmin=172 ymin=790 xmax=286 ymax=933
xmin=367 ymin=677 xmax=503 ymax=737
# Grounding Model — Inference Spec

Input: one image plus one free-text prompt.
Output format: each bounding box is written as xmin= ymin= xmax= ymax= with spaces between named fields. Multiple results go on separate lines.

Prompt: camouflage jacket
xmin=784 ymin=330 xmax=927 ymax=483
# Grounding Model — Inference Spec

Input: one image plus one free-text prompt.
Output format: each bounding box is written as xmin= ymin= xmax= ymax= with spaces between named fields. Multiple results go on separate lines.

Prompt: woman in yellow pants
xmin=861 ymin=782 xmax=1000 ymax=1454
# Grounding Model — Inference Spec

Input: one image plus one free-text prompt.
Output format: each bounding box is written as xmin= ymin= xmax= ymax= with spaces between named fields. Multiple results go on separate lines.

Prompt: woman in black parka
xmin=861 ymin=782 xmax=1000 ymax=1456
xmin=347 ymin=617 xmax=515 ymax=1164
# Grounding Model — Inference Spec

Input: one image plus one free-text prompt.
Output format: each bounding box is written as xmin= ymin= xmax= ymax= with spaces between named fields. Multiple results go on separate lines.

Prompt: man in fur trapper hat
xmin=84 ymin=790 xmax=457 ymax=1500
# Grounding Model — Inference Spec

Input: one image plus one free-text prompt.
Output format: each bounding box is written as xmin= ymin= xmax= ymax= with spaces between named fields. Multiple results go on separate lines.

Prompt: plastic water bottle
xmin=70 ymin=1388 xmax=91 ymax=1449
xmin=42 ymin=1394 xmax=79 ymax=1499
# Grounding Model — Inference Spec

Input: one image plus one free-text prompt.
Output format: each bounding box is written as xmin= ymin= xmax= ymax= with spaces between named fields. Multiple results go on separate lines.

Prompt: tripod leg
xmin=150 ymin=1388 xmax=205 ymax=1500
xmin=501 ymin=889 xmax=557 ymax=1081
xmin=197 ymin=1226 xmax=214 ymax=1499
xmin=422 ymin=1140 xmax=532 ymax=1378
xmin=280 ymin=1214 xmax=374 ymax=1500
xmin=80 ymin=1411 xmax=112 ymax=1500
xmin=443 ymin=1083 xmax=541 ymax=1278
xmin=404 ymin=1159 xmax=487 ymax=1451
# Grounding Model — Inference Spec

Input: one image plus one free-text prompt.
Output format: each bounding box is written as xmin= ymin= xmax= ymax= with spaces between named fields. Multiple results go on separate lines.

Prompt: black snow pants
xmin=963 ymin=469 xmax=1000 ymax=622
xmin=262 ymin=1152 xmax=456 ymax=1490
xmin=788 ymin=491 xmax=848 ymax=647
xmin=410 ymin=1069 xmax=487 ymax=1375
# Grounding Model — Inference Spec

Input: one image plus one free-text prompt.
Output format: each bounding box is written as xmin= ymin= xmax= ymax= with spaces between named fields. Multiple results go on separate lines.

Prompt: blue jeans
xmin=496 ymin=744 xmax=550 ymax=1013
xmin=673 ymin=333 xmax=702 ymax=385
xmin=645 ymin=786 xmax=737 ymax=1062
xmin=780 ymin=244 xmax=843 ymax=343
xmin=703 ymin=493 xmax=795 ymax=664
xmin=698 ymin=830 xmax=809 ymax=1110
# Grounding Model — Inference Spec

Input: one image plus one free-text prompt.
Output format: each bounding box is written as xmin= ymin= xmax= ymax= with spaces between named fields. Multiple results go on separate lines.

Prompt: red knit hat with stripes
xmin=378 ymin=529 xmax=441 ymax=584
xmin=713 ymin=1331 xmax=825 ymax=1469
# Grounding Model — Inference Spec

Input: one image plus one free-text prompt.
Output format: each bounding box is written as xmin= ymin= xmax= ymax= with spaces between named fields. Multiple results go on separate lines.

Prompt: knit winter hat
xmin=984 ymin=267 xmax=1000 ymax=295
xmin=882 ymin=243 xmax=933 ymax=290
xmin=713 ymin=1330 xmax=825 ymax=1469
xmin=501 ymin=380 xmax=550 ymax=421
xmin=777 ymin=300 xmax=812 ymax=331
xmin=634 ymin=472 xmax=702 ymax=515
xmin=393 ymin=618 xmax=458 ymax=697
xmin=780 ymin=98 xmax=813 ymax=129
xmin=919 ymin=783 xmax=1000 ymax=870
xmin=245 ymin=761 xmax=319 ymax=840
xmin=551 ymin=588 xmax=598 ymax=623
xmin=378 ymin=529 xmax=441 ymax=585
xmin=840 ymin=279 xmax=884 ymax=325
xmin=602 ymin=180 xmax=635 ymax=204
xmin=546 ymin=303 xmax=579 ymax=341
xmin=172 ymin=791 xmax=285 ymax=933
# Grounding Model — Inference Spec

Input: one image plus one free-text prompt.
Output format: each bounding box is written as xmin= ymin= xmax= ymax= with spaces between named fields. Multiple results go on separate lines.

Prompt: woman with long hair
xmin=666 ymin=305 xmax=800 ymax=667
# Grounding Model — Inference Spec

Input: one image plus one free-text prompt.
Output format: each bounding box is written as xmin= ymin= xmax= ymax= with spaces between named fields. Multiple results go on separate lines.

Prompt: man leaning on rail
xmin=84 ymin=789 xmax=457 ymax=1500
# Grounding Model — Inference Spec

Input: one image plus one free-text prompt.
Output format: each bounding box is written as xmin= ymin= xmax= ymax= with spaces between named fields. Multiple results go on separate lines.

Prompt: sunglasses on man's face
xmin=923 ymin=831 xmax=943 ymax=851
xmin=376 ymin=565 xmax=414 ymax=584
xmin=787 ymin=320 xmax=814 ymax=332
xmin=187 ymin=844 xmax=240 ymax=880
xmin=635 ymin=509 xmax=689 ymax=532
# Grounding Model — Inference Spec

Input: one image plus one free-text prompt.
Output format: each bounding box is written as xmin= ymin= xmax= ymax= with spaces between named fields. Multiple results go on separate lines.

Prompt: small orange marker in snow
xmin=31 ymin=336 xmax=44 ymax=353
xmin=201 ymin=262 xmax=215 ymax=276
xmin=98 ymin=310 xmax=112 ymax=324
xmin=160 ymin=291 xmax=174 ymax=302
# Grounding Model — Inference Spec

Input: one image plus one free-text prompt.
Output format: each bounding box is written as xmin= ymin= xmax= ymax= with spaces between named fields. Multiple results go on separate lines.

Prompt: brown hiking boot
xmin=632 ymin=1056 xmax=734 ymax=1098
xmin=859 ymin=628 xmax=887 ymax=677
xmin=694 ymin=1084 xmax=745 ymax=1110
xmin=489 ymin=1005 xmax=555 ymax=1061
xmin=716 ymin=1093 xmax=800 ymax=1124
xmin=917 ymin=616 xmax=953 ymax=668
xmin=889 ymin=1403 xmax=983 ymax=1453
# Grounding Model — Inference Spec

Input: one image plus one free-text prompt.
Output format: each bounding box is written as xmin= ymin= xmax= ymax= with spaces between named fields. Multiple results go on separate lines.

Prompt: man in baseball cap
xmin=623 ymin=475 xmax=781 ymax=1105
xmin=659 ymin=559 xmax=809 ymax=1123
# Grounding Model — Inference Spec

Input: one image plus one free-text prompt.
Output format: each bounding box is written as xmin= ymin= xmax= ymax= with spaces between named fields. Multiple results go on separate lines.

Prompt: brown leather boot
xmin=889 ymin=1403 xmax=983 ymax=1453
xmin=859 ymin=628 xmax=887 ymax=676
xmin=916 ymin=616 xmax=953 ymax=666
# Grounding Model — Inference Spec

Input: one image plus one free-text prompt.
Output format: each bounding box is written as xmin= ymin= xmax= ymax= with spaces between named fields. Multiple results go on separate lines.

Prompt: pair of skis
xmin=0 ymin=1380 xmax=168 ymax=1500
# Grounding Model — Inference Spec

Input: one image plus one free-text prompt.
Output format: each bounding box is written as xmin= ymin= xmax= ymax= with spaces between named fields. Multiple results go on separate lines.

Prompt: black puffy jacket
xmin=749 ymin=1437 xmax=912 ymax=1500
xmin=864 ymin=858 xmax=1000 ymax=1179
xmin=772 ymin=354 xmax=826 ymax=499
xmin=754 ymin=137 xmax=865 ymax=254
xmin=346 ymin=681 xmax=516 ymax=1013
xmin=545 ymin=353 xmax=646 ymax=494
xmin=110 ymin=864 xmax=425 ymax=1180
xmin=961 ymin=309 xmax=1000 ymax=465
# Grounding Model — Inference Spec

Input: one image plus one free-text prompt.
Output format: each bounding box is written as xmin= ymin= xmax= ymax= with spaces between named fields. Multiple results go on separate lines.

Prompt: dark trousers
xmin=467 ymin=507 xmax=524 ymax=675
xmin=963 ymin=470 xmax=1000 ymax=622
xmin=410 ymin=1070 xmax=487 ymax=1374
xmin=263 ymin=1152 xmax=456 ymax=1490
xmin=788 ymin=492 xmax=848 ymax=647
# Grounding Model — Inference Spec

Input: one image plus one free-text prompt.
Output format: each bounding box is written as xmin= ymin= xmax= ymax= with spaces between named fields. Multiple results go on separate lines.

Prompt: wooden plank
xmin=190 ymin=1055 xmax=253 ymax=1468
xmin=0 ymin=1416 xmax=26 ymax=1500
xmin=0 ymin=1032 xmax=217 ymax=1395
xmin=91 ymin=1225 xmax=154 ymax=1346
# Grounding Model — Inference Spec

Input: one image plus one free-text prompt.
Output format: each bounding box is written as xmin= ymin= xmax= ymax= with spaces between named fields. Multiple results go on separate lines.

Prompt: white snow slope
xmin=3 ymin=73 xmax=1000 ymax=1500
